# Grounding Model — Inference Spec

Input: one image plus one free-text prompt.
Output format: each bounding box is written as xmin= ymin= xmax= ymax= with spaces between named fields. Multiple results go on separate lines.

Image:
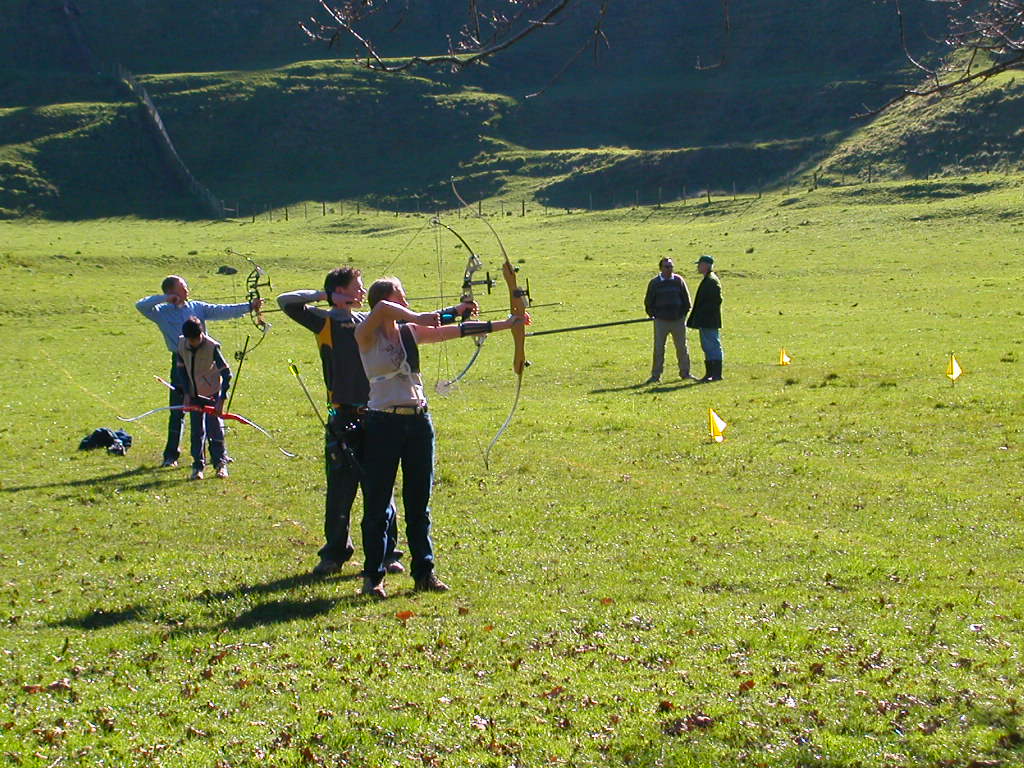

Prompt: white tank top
xmin=360 ymin=325 xmax=426 ymax=410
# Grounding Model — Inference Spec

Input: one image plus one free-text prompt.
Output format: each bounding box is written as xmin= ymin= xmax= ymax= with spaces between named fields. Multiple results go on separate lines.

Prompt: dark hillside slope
xmin=4 ymin=0 xmax=1016 ymax=218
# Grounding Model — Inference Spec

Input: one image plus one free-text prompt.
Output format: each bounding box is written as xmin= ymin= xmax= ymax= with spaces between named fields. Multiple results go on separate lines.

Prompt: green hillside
xmin=3 ymin=0 xmax=1022 ymax=218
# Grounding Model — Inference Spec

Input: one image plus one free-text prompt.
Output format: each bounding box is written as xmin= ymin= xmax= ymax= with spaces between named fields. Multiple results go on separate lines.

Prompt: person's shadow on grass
xmin=0 ymin=465 xmax=163 ymax=494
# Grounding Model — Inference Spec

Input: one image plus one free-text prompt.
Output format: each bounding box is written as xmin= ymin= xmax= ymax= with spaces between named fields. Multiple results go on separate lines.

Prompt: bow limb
xmin=119 ymin=404 xmax=295 ymax=458
xmin=450 ymin=179 xmax=531 ymax=466
xmin=483 ymin=257 xmax=530 ymax=468
xmin=213 ymin=406 xmax=297 ymax=458
xmin=224 ymin=250 xmax=272 ymax=413
xmin=118 ymin=404 xmax=185 ymax=423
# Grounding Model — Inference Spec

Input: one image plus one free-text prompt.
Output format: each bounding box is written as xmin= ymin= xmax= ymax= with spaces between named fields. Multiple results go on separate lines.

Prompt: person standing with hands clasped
xmin=644 ymin=256 xmax=693 ymax=383
xmin=687 ymin=254 xmax=724 ymax=382
xmin=354 ymin=277 xmax=529 ymax=598
xmin=176 ymin=316 xmax=232 ymax=480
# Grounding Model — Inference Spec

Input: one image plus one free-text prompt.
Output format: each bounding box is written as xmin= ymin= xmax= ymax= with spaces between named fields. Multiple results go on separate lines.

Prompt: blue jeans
xmin=698 ymin=328 xmax=723 ymax=362
xmin=189 ymin=407 xmax=227 ymax=470
xmin=361 ymin=411 xmax=435 ymax=583
xmin=164 ymin=357 xmax=186 ymax=463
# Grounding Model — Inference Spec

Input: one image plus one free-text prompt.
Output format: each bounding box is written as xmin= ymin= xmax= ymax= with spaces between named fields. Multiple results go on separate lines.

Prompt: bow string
xmin=431 ymin=216 xmax=497 ymax=394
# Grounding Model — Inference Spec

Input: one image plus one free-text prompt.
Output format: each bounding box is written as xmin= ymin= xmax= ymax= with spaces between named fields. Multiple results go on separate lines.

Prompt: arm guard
xmin=459 ymin=321 xmax=492 ymax=337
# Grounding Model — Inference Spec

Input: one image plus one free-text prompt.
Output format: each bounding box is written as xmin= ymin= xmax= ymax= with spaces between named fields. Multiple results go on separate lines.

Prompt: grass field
xmin=1 ymin=178 xmax=1023 ymax=766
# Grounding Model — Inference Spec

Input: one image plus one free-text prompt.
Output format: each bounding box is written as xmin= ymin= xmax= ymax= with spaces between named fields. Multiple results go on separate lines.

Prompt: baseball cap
xmin=696 ymin=254 xmax=714 ymax=265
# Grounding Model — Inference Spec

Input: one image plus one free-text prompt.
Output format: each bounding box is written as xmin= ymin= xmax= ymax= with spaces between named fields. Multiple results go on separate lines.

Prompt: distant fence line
xmin=113 ymin=64 xmax=225 ymax=219
xmin=221 ymin=167 xmax=893 ymax=222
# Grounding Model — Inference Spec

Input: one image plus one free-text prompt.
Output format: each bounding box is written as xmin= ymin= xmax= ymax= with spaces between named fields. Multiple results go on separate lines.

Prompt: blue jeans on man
xmin=360 ymin=411 xmax=435 ymax=585
xmin=699 ymin=328 xmax=723 ymax=361
xmin=163 ymin=357 xmax=186 ymax=464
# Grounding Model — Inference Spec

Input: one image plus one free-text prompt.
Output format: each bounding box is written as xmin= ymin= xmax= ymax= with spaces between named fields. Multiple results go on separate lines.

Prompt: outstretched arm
xmin=414 ymin=314 xmax=529 ymax=345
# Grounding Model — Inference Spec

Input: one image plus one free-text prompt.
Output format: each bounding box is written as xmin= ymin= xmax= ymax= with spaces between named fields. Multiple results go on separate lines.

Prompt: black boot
xmin=710 ymin=360 xmax=723 ymax=381
xmin=700 ymin=361 xmax=712 ymax=383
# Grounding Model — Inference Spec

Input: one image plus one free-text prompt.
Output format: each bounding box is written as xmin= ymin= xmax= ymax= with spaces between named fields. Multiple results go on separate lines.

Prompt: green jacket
xmin=686 ymin=272 xmax=722 ymax=329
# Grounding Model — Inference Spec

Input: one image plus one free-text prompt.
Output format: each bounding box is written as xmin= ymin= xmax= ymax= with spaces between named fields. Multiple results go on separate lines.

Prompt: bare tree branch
xmin=301 ymin=0 xmax=593 ymax=74
xmin=858 ymin=0 xmax=1024 ymax=115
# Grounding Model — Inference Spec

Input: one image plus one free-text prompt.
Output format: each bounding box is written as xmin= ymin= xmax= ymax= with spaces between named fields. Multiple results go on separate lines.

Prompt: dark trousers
xmin=321 ymin=412 xmax=398 ymax=565
xmin=361 ymin=411 xmax=435 ymax=583
xmin=163 ymin=357 xmax=185 ymax=463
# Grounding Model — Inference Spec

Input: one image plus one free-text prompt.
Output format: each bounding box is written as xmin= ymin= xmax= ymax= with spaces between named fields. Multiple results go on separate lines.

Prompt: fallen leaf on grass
xmin=395 ymin=610 xmax=414 ymax=623
xmin=658 ymin=700 xmax=675 ymax=712
xmin=663 ymin=713 xmax=714 ymax=735
xmin=600 ymin=597 xmax=614 ymax=605
xmin=739 ymin=679 xmax=756 ymax=692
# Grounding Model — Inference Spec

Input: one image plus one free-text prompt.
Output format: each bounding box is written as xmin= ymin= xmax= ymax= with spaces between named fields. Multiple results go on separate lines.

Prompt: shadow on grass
xmin=224 ymin=597 xmax=354 ymax=628
xmin=0 ymin=465 xmax=165 ymax=494
xmin=590 ymin=379 xmax=705 ymax=395
xmin=647 ymin=380 xmax=705 ymax=394
xmin=196 ymin=570 xmax=360 ymax=604
xmin=56 ymin=605 xmax=147 ymax=630
xmin=589 ymin=382 xmax=658 ymax=394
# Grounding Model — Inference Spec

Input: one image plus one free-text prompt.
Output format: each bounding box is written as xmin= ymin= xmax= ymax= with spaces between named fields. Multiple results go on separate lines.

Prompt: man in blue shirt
xmin=136 ymin=275 xmax=263 ymax=467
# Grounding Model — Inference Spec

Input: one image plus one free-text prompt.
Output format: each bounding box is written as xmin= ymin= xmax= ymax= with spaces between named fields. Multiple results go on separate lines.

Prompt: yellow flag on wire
xmin=708 ymin=408 xmax=727 ymax=443
xmin=946 ymin=353 xmax=962 ymax=382
xmin=779 ymin=348 xmax=791 ymax=366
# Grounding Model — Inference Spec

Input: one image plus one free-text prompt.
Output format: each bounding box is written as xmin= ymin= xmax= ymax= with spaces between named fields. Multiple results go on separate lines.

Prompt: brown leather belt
xmin=370 ymin=405 xmax=428 ymax=416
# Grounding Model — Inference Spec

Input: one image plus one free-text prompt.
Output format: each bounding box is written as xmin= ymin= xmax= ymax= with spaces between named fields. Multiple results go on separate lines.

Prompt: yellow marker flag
xmin=708 ymin=408 xmax=727 ymax=443
xmin=946 ymin=353 xmax=962 ymax=382
xmin=779 ymin=348 xmax=791 ymax=366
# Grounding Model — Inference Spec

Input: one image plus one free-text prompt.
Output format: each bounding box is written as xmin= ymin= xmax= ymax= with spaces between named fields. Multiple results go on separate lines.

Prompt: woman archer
xmin=353 ymin=276 xmax=529 ymax=598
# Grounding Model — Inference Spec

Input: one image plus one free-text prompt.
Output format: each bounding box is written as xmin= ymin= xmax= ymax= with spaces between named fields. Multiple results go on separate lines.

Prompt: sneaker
xmin=215 ymin=465 xmax=229 ymax=479
xmin=161 ymin=459 xmax=179 ymax=468
xmin=414 ymin=573 xmax=450 ymax=593
xmin=360 ymin=576 xmax=387 ymax=599
xmin=189 ymin=468 xmax=204 ymax=481
xmin=385 ymin=559 xmax=405 ymax=574
xmin=312 ymin=558 xmax=342 ymax=577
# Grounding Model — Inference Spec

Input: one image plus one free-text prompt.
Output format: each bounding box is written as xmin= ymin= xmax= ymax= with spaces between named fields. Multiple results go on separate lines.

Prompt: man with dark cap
xmin=687 ymin=254 xmax=724 ymax=382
